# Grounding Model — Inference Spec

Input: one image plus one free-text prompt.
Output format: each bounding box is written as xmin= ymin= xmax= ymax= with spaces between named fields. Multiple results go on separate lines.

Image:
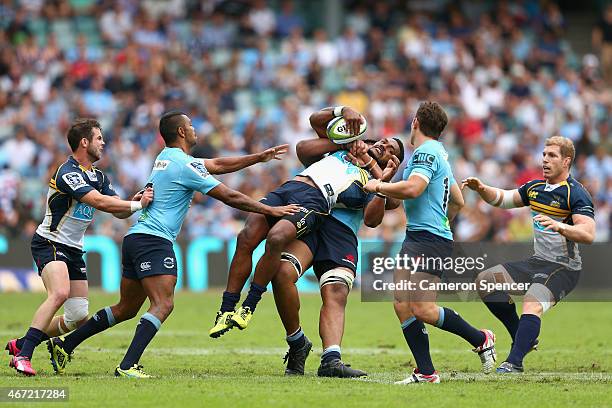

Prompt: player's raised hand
xmin=534 ymin=214 xmax=562 ymax=232
xmin=461 ymin=177 xmax=485 ymax=192
xmin=259 ymin=144 xmax=290 ymax=162
xmin=381 ymin=156 xmax=400 ymax=181
xmin=140 ymin=187 xmax=154 ymax=208
xmin=267 ymin=204 xmax=301 ymax=218
xmin=341 ymin=107 xmax=363 ymax=136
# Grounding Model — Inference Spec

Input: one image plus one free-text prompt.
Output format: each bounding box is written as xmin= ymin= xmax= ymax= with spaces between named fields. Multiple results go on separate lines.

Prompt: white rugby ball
xmin=326 ymin=116 xmax=367 ymax=144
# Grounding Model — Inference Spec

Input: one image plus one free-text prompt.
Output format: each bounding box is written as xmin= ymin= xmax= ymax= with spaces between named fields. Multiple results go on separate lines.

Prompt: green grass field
xmin=0 ymin=291 xmax=610 ymax=407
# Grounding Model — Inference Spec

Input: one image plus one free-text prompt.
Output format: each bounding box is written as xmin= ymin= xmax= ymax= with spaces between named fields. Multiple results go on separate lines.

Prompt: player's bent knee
xmin=524 ymin=283 xmax=553 ymax=315
xmin=320 ymin=268 xmax=354 ymax=291
xmin=63 ymin=297 xmax=89 ymax=331
xmin=265 ymin=231 xmax=288 ymax=252
xmin=476 ymin=269 xmax=495 ymax=284
xmin=49 ymin=290 xmax=70 ymax=307
xmin=237 ymin=228 xmax=261 ymax=251
xmin=321 ymin=285 xmax=348 ymax=308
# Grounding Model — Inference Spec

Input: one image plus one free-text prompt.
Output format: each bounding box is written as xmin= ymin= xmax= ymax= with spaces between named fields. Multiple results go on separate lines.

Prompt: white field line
xmin=8 ymin=371 xmax=609 ymax=383
xmin=0 ymin=330 xmax=609 ymax=355
xmin=73 ymin=345 xmax=611 ymax=356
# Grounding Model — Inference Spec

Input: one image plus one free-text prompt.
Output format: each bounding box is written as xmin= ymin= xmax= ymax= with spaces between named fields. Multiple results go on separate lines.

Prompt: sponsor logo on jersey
xmin=188 ymin=160 xmax=210 ymax=178
xmin=550 ymin=200 xmax=561 ymax=208
xmin=343 ymin=254 xmax=356 ymax=267
xmin=412 ymin=153 xmax=435 ymax=166
xmin=73 ymin=202 xmax=95 ymax=220
xmin=62 ymin=172 xmax=88 ymax=191
xmin=533 ymin=273 xmax=548 ymax=280
xmin=80 ymin=268 xmax=87 ymax=275
xmin=163 ymin=257 xmax=175 ymax=269
xmin=153 ymin=160 xmax=170 ymax=171
xmin=140 ymin=261 xmax=151 ymax=271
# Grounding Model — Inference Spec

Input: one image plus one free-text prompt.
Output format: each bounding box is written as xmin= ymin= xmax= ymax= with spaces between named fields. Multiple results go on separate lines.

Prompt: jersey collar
xmin=68 ymin=155 xmax=94 ymax=172
xmin=544 ymin=175 xmax=570 ymax=192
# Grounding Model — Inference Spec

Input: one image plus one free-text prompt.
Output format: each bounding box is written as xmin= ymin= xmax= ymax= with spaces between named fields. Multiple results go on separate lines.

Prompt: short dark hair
xmin=67 ymin=118 xmax=101 ymax=152
xmin=415 ymin=101 xmax=448 ymax=139
xmin=392 ymin=137 xmax=405 ymax=163
xmin=159 ymin=111 xmax=188 ymax=145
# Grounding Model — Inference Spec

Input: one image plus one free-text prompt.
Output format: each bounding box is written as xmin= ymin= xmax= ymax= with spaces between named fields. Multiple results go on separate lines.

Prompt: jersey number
xmin=442 ymin=177 xmax=450 ymax=212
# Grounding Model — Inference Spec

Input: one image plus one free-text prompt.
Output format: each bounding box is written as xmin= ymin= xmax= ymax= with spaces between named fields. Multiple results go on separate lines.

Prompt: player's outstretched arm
xmin=461 ymin=177 xmax=524 ymax=208
xmin=447 ymin=182 xmax=465 ymax=222
xmin=207 ymin=183 xmax=300 ymax=217
xmin=80 ymin=188 xmax=153 ymax=215
xmin=204 ymin=144 xmax=290 ymax=175
xmin=112 ymin=189 xmax=153 ymax=219
xmin=363 ymin=175 xmax=428 ymax=200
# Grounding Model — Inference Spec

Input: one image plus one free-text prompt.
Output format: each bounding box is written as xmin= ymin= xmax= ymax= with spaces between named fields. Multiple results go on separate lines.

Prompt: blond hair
xmin=545 ymin=136 xmax=575 ymax=168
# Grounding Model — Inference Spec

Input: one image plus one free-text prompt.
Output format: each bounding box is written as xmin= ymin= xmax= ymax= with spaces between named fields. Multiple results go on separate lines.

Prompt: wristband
xmin=333 ymin=106 xmax=345 ymax=117
xmin=130 ymin=201 xmax=143 ymax=213
xmin=361 ymin=158 xmax=374 ymax=169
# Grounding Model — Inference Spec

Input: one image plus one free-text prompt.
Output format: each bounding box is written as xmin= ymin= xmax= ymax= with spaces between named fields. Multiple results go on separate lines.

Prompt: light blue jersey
xmin=403 ymin=139 xmax=456 ymax=241
xmin=128 ymin=147 xmax=221 ymax=242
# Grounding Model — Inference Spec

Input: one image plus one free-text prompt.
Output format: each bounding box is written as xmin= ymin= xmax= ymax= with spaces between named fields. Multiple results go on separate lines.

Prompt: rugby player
xmin=6 ymin=119 xmax=154 ymax=376
xmin=209 ymin=106 xmax=404 ymax=338
xmin=464 ymin=136 xmax=595 ymax=374
xmin=364 ymin=101 xmax=496 ymax=383
xmin=273 ymin=114 xmax=403 ymax=378
xmin=47 ymin=111 xmax=299 ymax=378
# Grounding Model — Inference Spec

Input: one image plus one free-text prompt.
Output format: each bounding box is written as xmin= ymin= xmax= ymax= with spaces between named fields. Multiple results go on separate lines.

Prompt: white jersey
xmin=299 ymin=151 xmax=370 ymax=211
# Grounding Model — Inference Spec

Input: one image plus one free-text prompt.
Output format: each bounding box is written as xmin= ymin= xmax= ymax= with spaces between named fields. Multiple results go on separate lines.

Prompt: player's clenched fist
xmin=140 ymin=187 xmax=154 ymax=208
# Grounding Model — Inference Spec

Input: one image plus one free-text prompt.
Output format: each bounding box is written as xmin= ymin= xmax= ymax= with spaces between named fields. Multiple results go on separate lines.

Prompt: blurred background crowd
xmin=0 ymin=0 xmax=610 ymax=244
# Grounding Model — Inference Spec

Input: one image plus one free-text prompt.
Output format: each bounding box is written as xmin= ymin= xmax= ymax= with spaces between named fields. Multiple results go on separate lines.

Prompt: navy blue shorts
xmin=30 ymin=233 xmax=87 ymax=280
xmin=122 ymin=233 xmax=177 ymax=280
xmin=503 ymin=257 xmax=580 ymax=302
xmin=299 ymin=216 xmax=358 ymax=278
xmin=399 ymin=230 xmax=453 ymax=278
xmin=261 ymin=181 xmax=329 ymax=238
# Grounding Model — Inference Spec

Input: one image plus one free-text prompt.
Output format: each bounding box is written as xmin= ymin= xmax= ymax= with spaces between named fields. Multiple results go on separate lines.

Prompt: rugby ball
xmin=326 ymin=116 xmax=367 ymax=144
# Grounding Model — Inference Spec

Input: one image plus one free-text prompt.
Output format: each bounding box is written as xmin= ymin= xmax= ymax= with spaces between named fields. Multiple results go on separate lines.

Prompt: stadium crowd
xmin=0 ymin=0 xmax=610 ymax=243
